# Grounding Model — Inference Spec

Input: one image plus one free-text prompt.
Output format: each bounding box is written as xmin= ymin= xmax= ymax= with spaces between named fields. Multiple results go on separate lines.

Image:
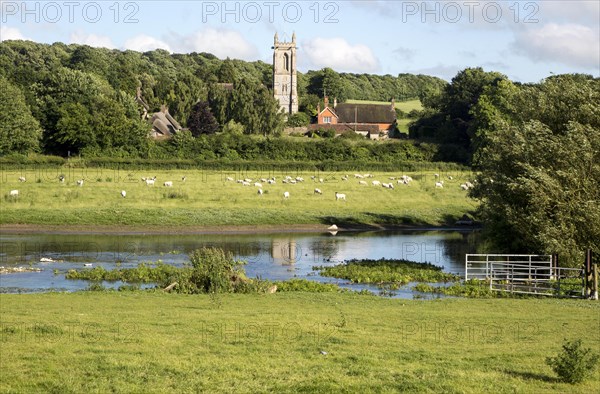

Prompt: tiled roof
xmin=334 ymin=103 xmax=396 ymax=124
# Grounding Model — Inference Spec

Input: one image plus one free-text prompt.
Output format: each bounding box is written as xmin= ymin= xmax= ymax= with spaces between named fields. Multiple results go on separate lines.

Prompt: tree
xmin=471 ymin=75 xmax=600 ymax=266
xmin=187 ymin=100 xmax=218 ymax=136
xmin=0 ymin=77 xmax=42 ymax=154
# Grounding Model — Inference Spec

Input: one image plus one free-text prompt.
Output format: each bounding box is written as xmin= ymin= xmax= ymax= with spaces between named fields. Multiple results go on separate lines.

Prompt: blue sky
xmin=1 ymin=1 xmax=598 ymax=82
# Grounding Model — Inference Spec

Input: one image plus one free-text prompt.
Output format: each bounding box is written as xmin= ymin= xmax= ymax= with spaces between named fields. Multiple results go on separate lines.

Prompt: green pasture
xmin=0 ymin=168 xmax=476 ymax=227
xmin=0 ymin=292 xmax=598 ymax=393
xmin=345 ymin=99 xmax=423 ymax=113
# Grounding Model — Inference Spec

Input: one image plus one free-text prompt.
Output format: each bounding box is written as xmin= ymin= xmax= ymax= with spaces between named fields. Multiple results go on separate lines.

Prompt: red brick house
xmin=315 ymin=97 xmax=397 ymax=139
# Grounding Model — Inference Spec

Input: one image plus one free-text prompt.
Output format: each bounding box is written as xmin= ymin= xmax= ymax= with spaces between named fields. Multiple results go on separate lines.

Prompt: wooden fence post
xmin=584 ymin=249 xmax=594 ymax=299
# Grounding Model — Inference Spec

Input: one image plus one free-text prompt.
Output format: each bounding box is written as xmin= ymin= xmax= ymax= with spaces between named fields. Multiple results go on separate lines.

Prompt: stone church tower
xmin=272 ymin=32 xmax=298 ymax=115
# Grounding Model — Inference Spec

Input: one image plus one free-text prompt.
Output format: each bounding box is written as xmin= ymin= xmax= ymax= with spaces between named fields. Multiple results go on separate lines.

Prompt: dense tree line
xmin=0 ymin=40 xmax=447 ymax=157
xmin=470 ymin=74 xmax=599 ymax=266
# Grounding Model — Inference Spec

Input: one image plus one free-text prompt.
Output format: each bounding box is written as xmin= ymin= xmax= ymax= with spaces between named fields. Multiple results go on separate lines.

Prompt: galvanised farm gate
xmin=464 ymin=254 xmax=592 ymax=298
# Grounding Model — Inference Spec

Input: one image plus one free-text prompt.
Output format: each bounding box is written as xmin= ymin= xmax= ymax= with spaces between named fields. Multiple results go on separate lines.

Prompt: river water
xmin=0 ymin=229 xmax=480 ymax=297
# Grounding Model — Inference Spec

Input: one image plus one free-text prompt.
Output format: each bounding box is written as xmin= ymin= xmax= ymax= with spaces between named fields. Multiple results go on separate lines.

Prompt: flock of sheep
xmin=5 ymin=172 xmax=475 ymax=201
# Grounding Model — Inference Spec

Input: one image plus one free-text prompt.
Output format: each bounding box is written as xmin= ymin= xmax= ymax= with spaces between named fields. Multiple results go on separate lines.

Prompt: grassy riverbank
xmin=1 ymin=292 xmax=598 ymax=392
xmin=1 ymin=169 xmax=476 ymax=227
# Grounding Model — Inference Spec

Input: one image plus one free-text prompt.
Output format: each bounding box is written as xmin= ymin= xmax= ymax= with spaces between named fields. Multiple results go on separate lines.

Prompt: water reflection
xmin=0 ymin=230 xmax=481 ymax=294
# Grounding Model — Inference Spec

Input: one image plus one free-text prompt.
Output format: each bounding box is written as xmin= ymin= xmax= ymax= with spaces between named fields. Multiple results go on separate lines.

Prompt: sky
xmin=1 ymin=0 xmax=598 ymax=82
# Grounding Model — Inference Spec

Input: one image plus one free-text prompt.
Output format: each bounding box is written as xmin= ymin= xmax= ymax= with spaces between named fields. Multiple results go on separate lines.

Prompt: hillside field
xmin=1 ymin=292 xmax=598 ymax=393
xmin=1 ymin=168 xmax=476 ymax=228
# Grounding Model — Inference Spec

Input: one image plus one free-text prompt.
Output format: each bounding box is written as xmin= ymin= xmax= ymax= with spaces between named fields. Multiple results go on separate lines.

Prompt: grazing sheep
xmin=465 ymin=181 xmax=474 ymax=188
xmin=460 ymin=184 xmax=469 ymax=190
xmin=319 ymin=178 xmax=324 ymax=183
xmin=364 ymin=173 xmax=373 ymax=178
xmin=164 ymin=181 xmax=173 ymax=187
xmin=146 ymin=179 xmax=155 ymax=186
xmin=257 ymin=189 xmax=264 ymax=195
xmin=18 ymin=177 xmax=26 ymax=182
xmin=448 ymin=176 xmax=453 ymax=180
xmin=254 ymin=182 xmax=263 ymax=188
xmin=372 ymin=180 xmax=381 ymax=186
xmin=359 ymin=180 xmax=367 ymax=186
xmin=283 ymin=191 xmax=290 ymax=199
xmin=76 ymin=179 xmax=84 ymax=187
xmin=244 ymin=178 xmax=252 ymax=183
xmin=383 ymin=183 xmax=394 ymax=189
xmin=335 ymin=192 xmax=346 ymax=201
xmin=354 ymin=174 xmax=364 ymax=179
xmin=382 ymin=183 xmax=390 ymax=188
xmin=121 ymin=190 xmax=127 ymax=198
xmin=260 ymin=178 xmax=267 ymax=183
xmin=226 ymin=177 xmax=234 ymax=182
xmin=267 ymin=179 xmax=276 ymax=184
xmin=296 ymin=177 xmax=304 ymax=182
xmin=181 ymin=176 xmax=186 ymax=182
xmin=242 ymin=181 xmax=251 ymax=186
xmin=290 ymin=179 xmax=297 ymax=184
xmin=314 ymin=188 xmax=322 ymax=194
xmin=58 ymin=175 xmax=65 ymax=183
xmin=435 ymin=181 xmax=444 ymax=188
xmin=434 ymin=173 xmax=440 ymax=178
xmin=9 ymin=190 xmax=18 ymax=196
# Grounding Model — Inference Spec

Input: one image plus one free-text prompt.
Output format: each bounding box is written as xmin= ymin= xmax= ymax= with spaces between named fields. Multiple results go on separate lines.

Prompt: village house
xmin=310 ymin=97 xmax=397 ymax=139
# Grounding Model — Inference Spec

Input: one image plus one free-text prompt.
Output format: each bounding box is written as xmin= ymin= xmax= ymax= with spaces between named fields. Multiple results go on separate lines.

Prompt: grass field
xmin=1 ymin=292 xmax=598 ymax=393
xmin=0 ymin=168 xmax=476 ymax=227
xmin=345 ymin=99 xmax=423 ymax=113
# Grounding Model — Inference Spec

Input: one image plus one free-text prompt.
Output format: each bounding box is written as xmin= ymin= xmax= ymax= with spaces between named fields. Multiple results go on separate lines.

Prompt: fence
xmin=465 ymin=254 xmax=585 ymax=298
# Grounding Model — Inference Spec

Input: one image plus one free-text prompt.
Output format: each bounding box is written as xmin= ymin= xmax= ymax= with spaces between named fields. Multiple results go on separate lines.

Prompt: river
xmin=0 ymin=229 xmax=481 ymax=297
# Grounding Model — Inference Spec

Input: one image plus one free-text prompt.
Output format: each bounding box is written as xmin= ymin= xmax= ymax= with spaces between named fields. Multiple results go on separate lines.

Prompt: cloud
xmin=0 ymin=26 xmax=27 ymax=41
xmin=393 ymin=47 xmax=417 ymax=62
xmin=302 ymin=37 xmax=380 ymax=73
xmin=513 ymin=23 xmax=600 ymax=69
xmin=167 ymin=28 xmax=258 ymax=60
xmin=124 ymin=35 xmax=171 ymax=52
xmin=540 ymin=2 xmax=600 ymax=25
xmin=69 ymin=31 xmax=115 ymax=49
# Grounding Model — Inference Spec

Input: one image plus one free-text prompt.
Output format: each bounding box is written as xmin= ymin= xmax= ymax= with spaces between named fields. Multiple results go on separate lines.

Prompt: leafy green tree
xmin=286 ymin=112 xmax=310 ymax=127
xmin=471 ymin=75 xmax=600 ymax=265
xmin=187 ymin=100 xmax=218 ymax=136
xmin=0 ymin=77 xmax=42 ymax=154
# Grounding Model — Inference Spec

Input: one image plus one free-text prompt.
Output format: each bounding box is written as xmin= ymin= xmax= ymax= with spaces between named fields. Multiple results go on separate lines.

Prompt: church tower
xmin=272 ymin=32 xmax=298 ymax=115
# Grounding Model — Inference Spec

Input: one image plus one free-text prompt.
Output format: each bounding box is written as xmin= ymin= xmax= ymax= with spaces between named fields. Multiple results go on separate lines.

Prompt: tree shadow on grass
xmin=504 ymin=370 xmax=560 ymax=383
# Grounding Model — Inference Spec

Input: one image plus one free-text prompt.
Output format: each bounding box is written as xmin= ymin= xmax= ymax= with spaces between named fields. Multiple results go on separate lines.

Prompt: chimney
xmin=334 ymin=97 xmax=337 ymax=108
xmin=324 ymin=96 xmax=329 ymax=108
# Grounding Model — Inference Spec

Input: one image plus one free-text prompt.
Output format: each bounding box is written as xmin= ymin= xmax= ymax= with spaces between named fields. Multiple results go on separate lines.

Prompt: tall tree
xmin=471 ymin=75 xmax=600 ymax=266
xmin=0 ymin=77 xmax=42 ymax=154
xmin=187 ymin=101 xmax=218 ymax=136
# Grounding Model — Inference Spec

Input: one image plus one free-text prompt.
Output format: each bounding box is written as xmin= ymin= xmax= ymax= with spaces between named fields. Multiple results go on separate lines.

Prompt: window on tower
xmin=283 ymin=53 xmax=289 ymax=72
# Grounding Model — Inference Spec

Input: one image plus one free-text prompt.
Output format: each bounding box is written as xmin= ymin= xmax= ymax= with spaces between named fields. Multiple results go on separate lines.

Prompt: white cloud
xmin=302 ymin=37 xmax=380 ymax=73
xmin=540 ymin=2 xmax=600 ymax=26
xmin=513 ymin=23 xmax=600 ymax=69
xmin=124 ymin=35 xmax=171 ymax=52
xmin=69 ymin=31 xmax=115 ymax=49
xmin=167 ymin=28 xmax=258 ymax=60
xmin=0 ymin=26 xmax=27 ymax=41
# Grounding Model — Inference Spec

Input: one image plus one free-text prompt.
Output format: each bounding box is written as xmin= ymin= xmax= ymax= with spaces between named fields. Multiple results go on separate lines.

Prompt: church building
xmin=272 ymin=33 xmax=298 ymax=115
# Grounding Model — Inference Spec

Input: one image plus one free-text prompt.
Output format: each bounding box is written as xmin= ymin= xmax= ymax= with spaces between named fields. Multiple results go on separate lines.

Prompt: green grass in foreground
xmin=0 ymin=169 xmax=476 ymax=227
xmin=0 ymin=292 xmax=598 ymax=393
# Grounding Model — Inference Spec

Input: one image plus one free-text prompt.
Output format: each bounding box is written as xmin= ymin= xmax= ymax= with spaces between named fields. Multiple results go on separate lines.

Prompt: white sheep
xmin=314 ymin=188 xmax=322 ymax=194
xmin=257 ymin=189 xmax=263 ymax=195
xmin=18 ymin=177 xmax=26 ymax=182
xmin=121 ymin=190 xmax=127 ymax=198
xmin=254 ymin=182 xmax=263 ymax=188
xmin=76 ymin=179 xmax=84 ymax=187
xmin=267 ymin=179 xmax=276 ymax=184
xmin=296 ymin=177 xmax=304 ymax=182
xmin=460 ymin=184 xmax=469 ymax=190
xmin=465 ymin=181 xmax=474 ymax=188
xmin=226 ymin=176 xmax=234 ymax=182
xmin=372 ymin=180 xmax=381 ymax=186
xmin=382 ymin=183 xmax=390 ymax=188
xmin=260 ymin=178 xmax=267 ymax=183
xmin=164 ymin=181 xmax=173 ymax=187
xmin=359 ymin=180 xmax=367 ymax=186
xmin=9 ymin=190 xmax=18 ymax=196
xmin=335 ymin=192 xmax=346 ymax=201
xmin=354 ymin=174 xmax=364 ymax=179
xmin=434 ymin=173 xmax=440 ymax=178
xmin=181 ymin=176 xmax=186 ymax=182
xmin=242 ymin=181 xmax=251 ymax=186
xmin=146 ymin=179 xmax=155 ymax=186
xmin=283 ymin=191 xmax=290 ymax=199
xmin=319 ymin=178 xmax=324 ymax=183
xmin=435 ymin=181 xmax=444 ymax=188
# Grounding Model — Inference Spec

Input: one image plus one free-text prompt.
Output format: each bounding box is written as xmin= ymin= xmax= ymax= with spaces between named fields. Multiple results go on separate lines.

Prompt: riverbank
xmin=1 ymin=292 xmax=597 ymax=393
xmin=0 ymin=223 xmax=479 ymax=235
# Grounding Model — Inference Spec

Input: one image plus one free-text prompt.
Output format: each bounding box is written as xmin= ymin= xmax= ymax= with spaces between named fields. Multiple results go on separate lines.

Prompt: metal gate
xmin=465 ymin=254 xmax=585 ymax=297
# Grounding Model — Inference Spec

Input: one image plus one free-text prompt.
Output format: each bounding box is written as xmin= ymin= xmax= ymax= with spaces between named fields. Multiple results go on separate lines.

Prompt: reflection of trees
xmin=308 ymin=238 xmax=341 ymax=262
xmin=439 ymin=230 xmax=482 ymax=265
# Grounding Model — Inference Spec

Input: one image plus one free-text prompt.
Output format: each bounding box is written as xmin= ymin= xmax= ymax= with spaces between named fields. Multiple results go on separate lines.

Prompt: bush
xmin=184 ymin=247 xmax=248 ymax=294
xmin=546 ymin=339 xmax=599 ymax=384
xmin=286 ymin=112 xmax=310 ymax=127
